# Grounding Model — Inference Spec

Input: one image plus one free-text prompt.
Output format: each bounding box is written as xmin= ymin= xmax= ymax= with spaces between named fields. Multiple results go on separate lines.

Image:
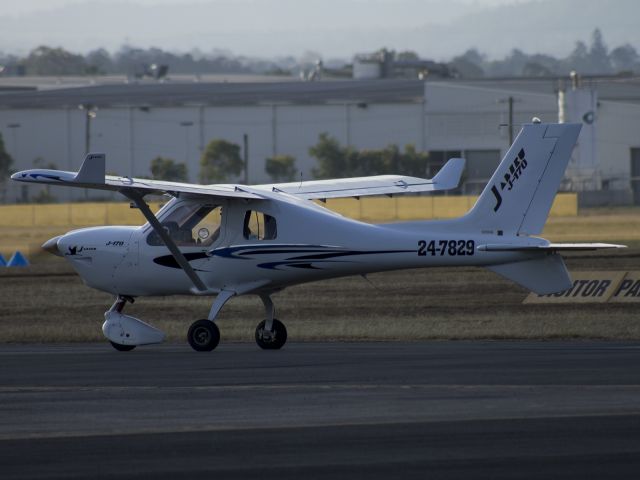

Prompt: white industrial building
xmin=0 ymin=76 xmax=639 ymax=205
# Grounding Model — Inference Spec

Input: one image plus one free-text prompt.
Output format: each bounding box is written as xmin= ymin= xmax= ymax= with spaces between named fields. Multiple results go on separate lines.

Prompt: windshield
xmin=147 ymin=203 xmax=222 ymax=247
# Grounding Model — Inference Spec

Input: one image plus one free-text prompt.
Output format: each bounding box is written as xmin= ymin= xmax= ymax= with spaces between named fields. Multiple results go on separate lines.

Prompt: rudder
xmin=464 ymin=122 xmax=581 ymax=236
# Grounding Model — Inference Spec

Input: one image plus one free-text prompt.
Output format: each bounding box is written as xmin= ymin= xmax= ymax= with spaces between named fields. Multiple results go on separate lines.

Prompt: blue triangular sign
xmin=0 ymin=254 xmax=5 ymax=267
xmin=7 ymin=251 xmax=29 ymax=267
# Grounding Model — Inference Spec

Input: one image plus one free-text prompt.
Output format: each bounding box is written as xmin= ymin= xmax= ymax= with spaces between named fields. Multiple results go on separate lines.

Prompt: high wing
xmin=12 ymin=153 xmax=464 ymax=201
xmin=11 ymin=153 xmax=262 ymax=201
xmin=253 ymin=157 xmax=465 ymax=200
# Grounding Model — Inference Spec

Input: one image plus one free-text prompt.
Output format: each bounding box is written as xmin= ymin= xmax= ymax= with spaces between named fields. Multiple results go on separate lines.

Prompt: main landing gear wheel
xmin=188 ymin=319 xmax=220 ymax=352
xmin=109 ymin=341 xmax=136 ymax=352
xmin=255 ymin=319 xmax=287 ymax=350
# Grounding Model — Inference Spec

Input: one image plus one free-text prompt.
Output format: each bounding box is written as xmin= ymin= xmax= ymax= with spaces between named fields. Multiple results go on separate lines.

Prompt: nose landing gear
xmin=107 ymin=296 xmax=136 ymax=351
xmin=103 ymin=295 xmax=166 ymax=351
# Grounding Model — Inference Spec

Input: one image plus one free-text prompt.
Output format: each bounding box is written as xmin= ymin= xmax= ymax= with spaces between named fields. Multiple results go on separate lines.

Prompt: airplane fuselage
xmin=54 ymin=194 xmax=537 ymax=297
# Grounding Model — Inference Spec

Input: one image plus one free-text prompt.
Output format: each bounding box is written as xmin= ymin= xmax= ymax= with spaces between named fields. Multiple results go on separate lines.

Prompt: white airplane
xmin=11 ymin=121 xmax=623 ymax=352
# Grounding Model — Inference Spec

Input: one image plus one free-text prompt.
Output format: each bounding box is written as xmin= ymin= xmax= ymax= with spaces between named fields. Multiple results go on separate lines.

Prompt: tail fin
xmin=465 ymin=122 xmax=581 ymax=235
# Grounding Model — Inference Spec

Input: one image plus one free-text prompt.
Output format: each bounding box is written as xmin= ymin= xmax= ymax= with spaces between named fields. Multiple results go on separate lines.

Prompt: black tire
xmin=188 ymin=319 xmax=220 ymax=352
xmin=110 ymin=341 xmax=136 ymax=352
xmin=255 ymin=319 xmax=287 ymax=350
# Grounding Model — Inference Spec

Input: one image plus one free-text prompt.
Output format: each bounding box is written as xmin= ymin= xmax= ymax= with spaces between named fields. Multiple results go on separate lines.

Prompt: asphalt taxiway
xmin=2 ymin=341 xmax=640 ymax=479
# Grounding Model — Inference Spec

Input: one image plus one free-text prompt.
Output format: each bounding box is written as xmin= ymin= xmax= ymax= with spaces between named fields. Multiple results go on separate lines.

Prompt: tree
xmin=309 ymin=132 xmax=354 ymax=178
xmin=0 ymin=132 xmax=13 ymax=178
xmin=310 ymin=133 xmax=349 ymax=179
xmin=310 ymin=133 xmax=429 ymax=179
xmin=85 ymin=48 xmax=114 ymax=75
xmin=588 ymin=28 xmax=611 ymax=74
xmin=199 ymin=139 xmax=243 ymax=183
xmin=522 ymin=61 xmax=553 ymax=77
xmin=24 ymin=46 xmax=88 ymax=75
xmin=150 ymin=156 xmax=188 ymax=182
xmin=610 ymin=44 xmax=640 ymax=73
xmin=398 ymin=145 xmax=430 ymax=177
xmin=566 ymin=40 xmax=590 ymax=73
xmin=265 ymin=155 xmax=297 ymax=182
xmin=396 ymin=50 xmax=420 ymax=62
xmin=0 ymin=132 xmax=13 ymax=201
xmin=449 ymin=49 xmax=486 ymax=78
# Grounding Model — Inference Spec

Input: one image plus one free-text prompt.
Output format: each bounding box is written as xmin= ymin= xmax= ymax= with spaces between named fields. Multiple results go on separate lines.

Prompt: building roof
xmin=451 ymin=76 xmax=640 ymax=104
xmin=0 ymin=79 xmax=425 ymax=109
xmin=0 ymin=75 xmax=638 ymax=110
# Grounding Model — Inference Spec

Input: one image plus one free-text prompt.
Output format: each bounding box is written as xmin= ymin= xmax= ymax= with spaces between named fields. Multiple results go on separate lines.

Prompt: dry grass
xmin=543 ymin=206 xmax=640 ymax=242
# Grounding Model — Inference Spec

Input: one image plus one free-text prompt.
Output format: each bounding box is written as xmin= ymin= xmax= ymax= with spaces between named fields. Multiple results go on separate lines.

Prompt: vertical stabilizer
xmin=464 ymin=123 xmax=581 ymax=235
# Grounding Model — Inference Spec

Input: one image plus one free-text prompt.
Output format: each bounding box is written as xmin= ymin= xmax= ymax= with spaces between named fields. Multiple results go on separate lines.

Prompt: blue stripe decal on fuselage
xmin=153 ymin=244 xmax=414 ymax=272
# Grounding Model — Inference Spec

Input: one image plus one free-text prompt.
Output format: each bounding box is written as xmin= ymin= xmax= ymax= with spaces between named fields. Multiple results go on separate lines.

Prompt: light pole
xmin=498 ymin=96 xmax=521 ymax=147
xmin=6 ymin=122 xmax=21 ymax=161
xmin=78 ymin=104 xmax=98 ymax=155
xmin=78 ymin=104 xmax=97 ymax=199
xmin=243 ymin=133 xmax=249 ymax=185
xmin=5 ymin=123 xmax=20 ymax=202
xmin=180 ymin=121 xmax=194 ymax=165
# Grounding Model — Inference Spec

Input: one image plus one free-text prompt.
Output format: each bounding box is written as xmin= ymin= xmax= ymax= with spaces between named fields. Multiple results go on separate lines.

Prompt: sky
xmin=3 ymin=0 xmax=526 ymax=16
xmin=0 ymin=0 xmax=636 ymax=60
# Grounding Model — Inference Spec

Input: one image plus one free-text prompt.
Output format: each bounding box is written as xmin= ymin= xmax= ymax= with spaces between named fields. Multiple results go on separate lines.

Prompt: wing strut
xmin=125 ymin=191 xmax=208 ymax=292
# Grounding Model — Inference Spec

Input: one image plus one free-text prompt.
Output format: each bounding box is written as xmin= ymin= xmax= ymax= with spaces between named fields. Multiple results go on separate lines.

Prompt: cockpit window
xmin=243 ymin=211 xmax=277 ymax=240
xmin=147 ymin=203 xmax=222 ymax=246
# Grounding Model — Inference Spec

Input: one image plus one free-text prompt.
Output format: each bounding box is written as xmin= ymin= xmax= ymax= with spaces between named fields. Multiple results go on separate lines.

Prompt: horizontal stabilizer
xmin=478 ymin=243 xmax=626 ymax=252
xmin=486 ymin=254 xmax=572 ymax=295
xmin=256 ymin=157 xmax=466 ymax=200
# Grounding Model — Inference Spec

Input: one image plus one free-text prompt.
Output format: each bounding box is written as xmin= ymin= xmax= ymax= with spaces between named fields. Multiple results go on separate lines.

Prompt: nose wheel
xmin=110 ymin=341 xmax=136 ymax=352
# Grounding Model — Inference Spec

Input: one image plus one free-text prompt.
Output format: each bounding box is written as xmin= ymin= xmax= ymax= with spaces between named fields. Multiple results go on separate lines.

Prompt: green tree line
xmin=150 ymin=133 xmax=428 ymax=184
